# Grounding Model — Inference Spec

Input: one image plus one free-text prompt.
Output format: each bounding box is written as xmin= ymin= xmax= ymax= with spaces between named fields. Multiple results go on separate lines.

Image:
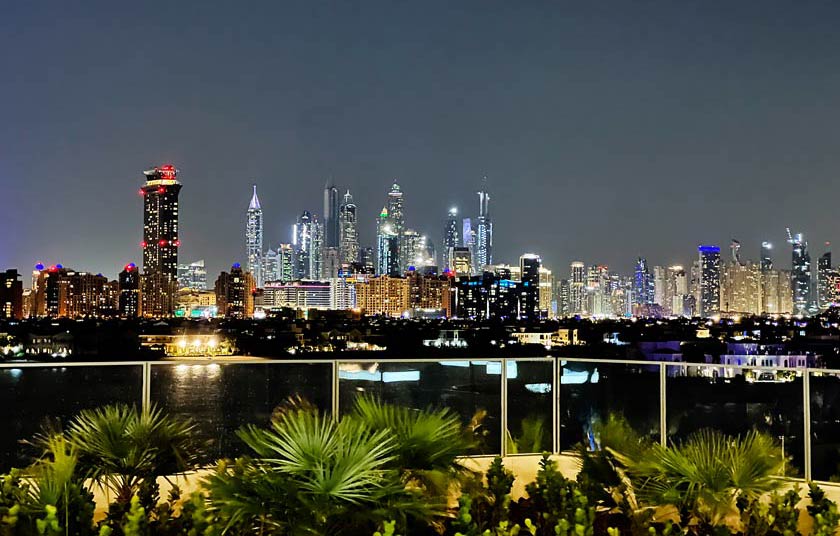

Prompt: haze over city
xmin=4 ymin=1 xmax=840 ymax=279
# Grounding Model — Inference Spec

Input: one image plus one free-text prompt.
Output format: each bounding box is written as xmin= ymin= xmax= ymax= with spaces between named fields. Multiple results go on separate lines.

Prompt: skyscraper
xmin=323 ymin=180 xmax=340 ymax=249
xmin=570 ymin=261 xmax=585 ymax=315
xmin=309 ymin=214 xmax=324 ymax=279
xmin=277 ymin=243 xmax=295 ymax=282
xmin=462 ymin=218 xmax=476 ymax=275
xmin=818 ymin=244 xmax=832 ymax=310
xmin=698 ymin=245 xmax=721 ymax=318
xmin=177 ymin=260 xmax=207 ymax=291
xmin=0 ymin=269 xmax=23 ymax=320
xmin=118 ymin=263 xmax=141 ymax=318
xmin=246 ymin=185 xmax=264 ymax=287
xmin=760 ymin=241 xmax=773 ymax=271
xmin=214 ymin=263 xmax=255 ymax=318
xmin=140 ymin=164 xmax=181 ymax=317
xmin=387 ymin=182 xmax=406 ymax=269
xmin=790 ymin=231 xmax=810 ymax=316
xmin=338 ymin=190 xmax=359 ymax=265
xmin=633 ymin=257 xmax=653 ymax=307
xmin=293 ymin=211 xmax=314 ymax=279
xmin=442 ymin=207 xmax=460 ymax=271
xmin=376 ymin=207 xmax=400 ymax=277
xmin=519 ymin=254 xmax=541 ymax=320
xmin=475 ymin=178 xmax=493 ymax=269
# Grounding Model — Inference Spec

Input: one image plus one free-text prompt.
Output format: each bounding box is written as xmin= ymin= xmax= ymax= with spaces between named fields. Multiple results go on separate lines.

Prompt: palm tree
xmin=62 ymin=404 xmax=201 ymax=517
xmin=350 ymin=396 xmax=475 ymax=501
xmin=206 ymin=405 xmax=435 ymax=535
xmin=615 ymin=429 xmax=785 ymax=532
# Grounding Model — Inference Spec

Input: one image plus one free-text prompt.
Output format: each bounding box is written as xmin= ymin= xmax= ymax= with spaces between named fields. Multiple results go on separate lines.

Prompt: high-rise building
xmin=761 ymin=241 xmax=773 ymax=271
xmin=293 ymin=211 xmax=314 ymax=279
xmin=519 ymin=254 xmax=541 ymax=320
xmin=406 ymin=271 xmax=452 ymax=316
xmin=376 ymin=207 xmax=400 ymax=276
xmin=475 ymin=178 xmax=493 ymax=269
xmin=0 ymin=269 xmax=23 ymax=319
xmin=633 ymin=257 xmax=653 ymax=308
xmin=177 ymin=260 xmax=207 ymax=291
xmin=277 ymin=244 xmax=295 ymax=282
xmin=653 ymin=266 xmax=667 ymax=307
xmin=309 ymin=215 xmax=324 ymax=279
xmin=263 ymin=280 xmax=332 ymax=310
xmin=387 ymin=182 xmax=406 ymax=269
xmin=118 ymin=263 xmax=141 ymax=318
xmin=360 ymin=247 xmax=375 ymax=275
xmin=214 ymin=263 xmax=255 ymax=318
xmin=355 ymin=275 xmax=410 ymax=317
xmin=442 ymin=207 xmax=460 ymax=271
xmin=790 ymin=232 xmax=810 ymax=316
xmin=570 ymin=261 xmax=586 ymax=315
xmin=452 ymin=272 xmax=519 ymax=320
xmin=450 ymin=247 xmax=473 ymax=277
xmin=818 ymin=244 xmax=833 ymax=310
xmin=721 ymin=260 xmax=761 ymax=316
xmin=698 ymin=245 xmax=721 ymax=318
xmin=324 ymin=181 xmax=340 ymax=249
xmin=262 ymin=248 xmax=279 ymax=283
xmin=556 ymin=279 xmax=571 ymax=317
xmin=140 ymin=164 xmax=181 ymax=317
xmin=338 ymin=190 xmax=359 ymax=265
xmin=665 ymin=265 xmax=688 ymax=317
xmin=462 ymin=218 xmax=476 ymax=274
xmin=538 ymin=266 xmax=553 ymax=316
xmin=246 ymin=185 xmax=264 ymax=287
xmin=322 ymin=247 xmax=341 ymax=279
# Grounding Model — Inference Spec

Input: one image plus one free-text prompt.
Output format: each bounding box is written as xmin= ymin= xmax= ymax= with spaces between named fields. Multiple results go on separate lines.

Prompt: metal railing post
xmin=553 ymin=357 xmax=559 ymax=454
xmin=142 ymin=362 xmax=151 ymax=412
xmin=803 ymin=371 xmax=812 ymax=481
xmin=332 ymin=361 xmax=340 ymax=419
xmin=501 ymin=359 xmax=508 ymax=457
xmin=659 ymin=363 xmax=667 ymax=447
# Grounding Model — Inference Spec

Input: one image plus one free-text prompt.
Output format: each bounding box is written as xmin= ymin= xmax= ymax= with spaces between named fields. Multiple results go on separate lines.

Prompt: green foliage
xmin=61 ymin=404 xmax=201 ymax=520
xmin=616 ymin=429 xmax=785 ymax=533
xmin=741 ymin=487 xmax=801 ymax=536
xmin=517 ymin=455 xmax=595 ymax=536
xmin=507 ymin=416 xmax=547 ymax=455
xmin=206 ymin=403 xmax=438 ymax=535
xmin=807 ymin=484 xmax=840 ymax=536
xmin=350 ymin=396 xmax=475 ymax=500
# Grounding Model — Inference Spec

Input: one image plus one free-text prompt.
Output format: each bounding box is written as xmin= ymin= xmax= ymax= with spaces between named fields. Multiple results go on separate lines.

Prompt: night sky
xmin=3 ymin=1 xmax=840 ymax=280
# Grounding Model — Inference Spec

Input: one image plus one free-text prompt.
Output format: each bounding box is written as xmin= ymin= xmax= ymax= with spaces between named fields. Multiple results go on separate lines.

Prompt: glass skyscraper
xmin=698 ymin=245 xmax=721 ymax=318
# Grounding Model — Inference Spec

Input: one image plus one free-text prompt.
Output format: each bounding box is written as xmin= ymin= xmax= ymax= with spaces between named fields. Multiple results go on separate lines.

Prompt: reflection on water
xmin=152 ymin=362 xmax=332 ymax=463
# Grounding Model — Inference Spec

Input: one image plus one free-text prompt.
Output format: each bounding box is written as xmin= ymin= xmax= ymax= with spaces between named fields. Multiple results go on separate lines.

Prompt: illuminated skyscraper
xmin=633 ymin=257 xmax=653 ymax=307
xmin=277 ymin=244 xmax=295 ymax=282
xmin=570 ymin=261 xmax=585 ymax=315
xmin=324 ymin=181 xmax=340 ymax=248
xmin=140 ymin=164 xmax=181 ymax=317
xmin=462 ymin=218 xmax=476 ymax=275
xmin=387 ymin=182 xmax=406 ymax=268
xmin=293 ymin=211 xmax=322 ymax=279
xmin=338 ymin=190 xmax=359 ymax=265
xmin=118 ymin=263 xmax=141 ymax=318
xmin=698 ymin=245 xmax=721 ymax=318
xmin=214 ymin=263 xmax=255 ymax=318
xmin=246 ymin=185 xmax=263 ymax=287
xmin=818 ymin=244 xmax=833 ymax=310
xmin=0 ymin=269 xmax=23 ymax=320
xmin=376 ymin=207 xmax=400 ymax=277
xmin=519 ymin=254 xmax=541 ymax=320
xmin=177 ymin=260 xmax=207 ymax=291
xmin=790 ymin=232 xmax=810 ymax=316
xmin=442 ymin=207 xmax=460 ymax=271
xmin=475 ymin=178 xmax=493 ymax=269
xmin=760 ymin=241 xmax=773 ymax=271
xmin=450 ymin=247 xmax=473 ymax=277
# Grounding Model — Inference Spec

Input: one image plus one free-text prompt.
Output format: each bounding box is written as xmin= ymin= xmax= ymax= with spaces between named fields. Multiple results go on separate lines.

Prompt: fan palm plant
xmin=615 ymin=429 xmax=785 ymax=532
xmin=350 ymin=396 xmax=475 ymax=500
xmin=62 ymin=404 xmax=201 ymax=517
xmin=206 ymin=405 xmax=435 ymax=535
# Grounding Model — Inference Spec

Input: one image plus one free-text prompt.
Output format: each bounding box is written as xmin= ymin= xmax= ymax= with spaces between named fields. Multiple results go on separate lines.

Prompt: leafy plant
xmin=807 ymin=484 xmax=840 ymax=536
xmin=507 ymin=416 xmax=548 ymax=454
xmin=62 ymin=404 xmax=201 ymax=521
xmin=616 ymin=429 xmax=785 ymax=533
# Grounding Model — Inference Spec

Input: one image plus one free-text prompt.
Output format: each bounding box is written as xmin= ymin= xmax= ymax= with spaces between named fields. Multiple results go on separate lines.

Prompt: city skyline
xmin=5 ymin=2 xmax=840 ymax=279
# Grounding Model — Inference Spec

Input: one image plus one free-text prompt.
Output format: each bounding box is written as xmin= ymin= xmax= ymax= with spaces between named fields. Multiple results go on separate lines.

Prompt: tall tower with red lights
xmin=140 ymin=164 xmax=182 ymax=316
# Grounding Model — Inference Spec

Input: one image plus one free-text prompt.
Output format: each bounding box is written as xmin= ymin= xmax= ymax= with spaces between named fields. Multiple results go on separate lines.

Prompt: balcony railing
xmin=1 ymin=357 xmax=838 ymax=481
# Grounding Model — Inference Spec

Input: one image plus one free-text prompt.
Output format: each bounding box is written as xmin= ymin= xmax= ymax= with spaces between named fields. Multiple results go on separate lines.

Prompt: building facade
xmin=140 ymin=165 xmax=181 ymax=317
xmin=246 ymin=185 xmax=264 ymax=287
